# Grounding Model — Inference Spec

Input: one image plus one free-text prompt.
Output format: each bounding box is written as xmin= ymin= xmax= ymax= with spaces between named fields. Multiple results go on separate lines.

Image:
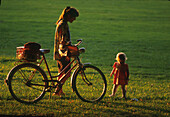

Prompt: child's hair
xmin=116 ymin=52 xmax=127 ymax=63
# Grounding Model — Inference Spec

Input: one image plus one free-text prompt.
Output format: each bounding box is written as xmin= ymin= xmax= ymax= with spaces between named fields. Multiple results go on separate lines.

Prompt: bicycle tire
xmin=7 ymin=63 xmax=48 ymax=104
xmin=72 ymin=64 xmax=107 ymax=102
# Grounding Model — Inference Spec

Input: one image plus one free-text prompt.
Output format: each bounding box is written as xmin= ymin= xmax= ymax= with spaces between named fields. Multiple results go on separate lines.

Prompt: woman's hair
xmin=116 ymin=52 xmax=127 ymax=63
xmin=56 ymin=6 xmax=79 ymax=24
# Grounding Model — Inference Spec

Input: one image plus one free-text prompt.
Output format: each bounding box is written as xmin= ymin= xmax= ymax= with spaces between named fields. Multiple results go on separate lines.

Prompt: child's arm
xmin=110 ymin=68 xmax=115 ymax=77
xmin=110 ymin=62 xmax=117 ymax=77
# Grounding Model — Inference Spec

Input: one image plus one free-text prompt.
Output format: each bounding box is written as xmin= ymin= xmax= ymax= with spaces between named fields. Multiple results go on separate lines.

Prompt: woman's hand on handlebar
xmin=75 ymin=39 xmax=82 ymax=46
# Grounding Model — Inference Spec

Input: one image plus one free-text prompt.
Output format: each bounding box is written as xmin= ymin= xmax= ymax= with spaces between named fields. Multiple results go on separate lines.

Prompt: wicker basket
xmin=16 ymin=46 xmax=24 ymax=60
xmin=16 ymin=42 xmax=41 ymax=62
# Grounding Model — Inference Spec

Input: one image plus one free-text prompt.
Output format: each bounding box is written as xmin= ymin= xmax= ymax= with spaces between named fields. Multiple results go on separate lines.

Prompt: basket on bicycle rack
xmin=16 ymin=42 xmax=41 ymax=62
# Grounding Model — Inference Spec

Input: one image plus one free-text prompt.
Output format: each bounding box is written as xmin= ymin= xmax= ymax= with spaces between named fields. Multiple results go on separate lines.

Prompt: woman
xmin=53 ymin=6 xmax=79 ymax=96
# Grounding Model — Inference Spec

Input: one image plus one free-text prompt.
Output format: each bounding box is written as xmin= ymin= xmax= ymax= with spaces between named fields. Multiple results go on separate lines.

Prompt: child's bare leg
xmin=109 ymin=84 xmax=118 ymax=97
xmin=121 ymin=85 xmax=127 ymax=99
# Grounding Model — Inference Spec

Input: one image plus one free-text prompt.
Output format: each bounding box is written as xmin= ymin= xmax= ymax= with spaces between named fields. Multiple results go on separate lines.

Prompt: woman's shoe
xmin=52 ymin=90 xmax=65 ymax=96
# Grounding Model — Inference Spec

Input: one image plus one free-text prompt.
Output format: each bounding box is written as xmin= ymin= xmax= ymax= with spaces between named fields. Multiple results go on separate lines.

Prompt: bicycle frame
xmin=37 ymin=52 xmax=81 ymax=87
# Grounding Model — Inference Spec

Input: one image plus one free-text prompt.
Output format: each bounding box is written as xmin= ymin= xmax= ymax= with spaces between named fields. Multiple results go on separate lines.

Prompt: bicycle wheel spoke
xmin=18 ymin=69 xmax=29 ymax=82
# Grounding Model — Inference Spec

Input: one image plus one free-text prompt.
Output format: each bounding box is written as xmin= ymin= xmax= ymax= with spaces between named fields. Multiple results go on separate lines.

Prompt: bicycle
xmin=5 ymin=39 xmax=107 ymax=104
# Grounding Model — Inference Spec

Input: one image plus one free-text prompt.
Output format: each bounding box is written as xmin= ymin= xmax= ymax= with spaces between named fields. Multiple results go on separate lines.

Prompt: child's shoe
xmin=119 ymin=96 xmax=127 ymax=100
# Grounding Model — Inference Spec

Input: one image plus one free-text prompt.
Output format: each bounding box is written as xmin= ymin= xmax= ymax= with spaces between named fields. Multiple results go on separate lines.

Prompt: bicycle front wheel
xmin=7 ymin=63 xmax=48 ymax=104
xmin=72 ymin=64 xmax=107 ymax=102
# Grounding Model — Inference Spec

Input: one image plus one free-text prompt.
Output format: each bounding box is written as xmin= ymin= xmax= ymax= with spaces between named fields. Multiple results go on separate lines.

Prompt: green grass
xmin=0 ymin=0 xmax=170 ymax=116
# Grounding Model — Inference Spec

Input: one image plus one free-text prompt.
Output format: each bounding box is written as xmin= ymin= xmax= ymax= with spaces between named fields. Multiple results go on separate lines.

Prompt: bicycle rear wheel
xmin=7 ymin=63 xmax=48 ymax=104
xmin=72 ymin=64 xmax=107 ymax=102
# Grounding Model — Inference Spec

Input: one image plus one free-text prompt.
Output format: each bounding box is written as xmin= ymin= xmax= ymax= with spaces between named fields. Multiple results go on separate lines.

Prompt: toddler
xmin=109 ymin=52 xmax=129 ymax=100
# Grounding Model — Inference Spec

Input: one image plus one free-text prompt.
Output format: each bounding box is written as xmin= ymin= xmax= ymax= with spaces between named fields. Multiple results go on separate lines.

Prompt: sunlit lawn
xmin=0 ymin=0 xmax=170 ymax=116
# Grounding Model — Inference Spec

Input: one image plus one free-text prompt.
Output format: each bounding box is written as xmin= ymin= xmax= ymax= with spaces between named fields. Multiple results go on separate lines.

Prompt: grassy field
xmin=0 ymin=0 xmax=170 ymax=116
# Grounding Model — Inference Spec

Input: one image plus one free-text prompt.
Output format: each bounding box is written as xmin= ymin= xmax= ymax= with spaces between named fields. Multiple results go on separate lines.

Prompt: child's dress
xmin=113 ymin=62 xmax=129 ymax=85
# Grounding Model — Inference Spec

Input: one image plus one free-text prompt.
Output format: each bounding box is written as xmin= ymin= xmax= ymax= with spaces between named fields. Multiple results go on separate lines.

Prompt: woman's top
xmin=112 ymin=62 xmax=129 ymax=85
xmin=54 ymin=20 xmax=71 ymax=60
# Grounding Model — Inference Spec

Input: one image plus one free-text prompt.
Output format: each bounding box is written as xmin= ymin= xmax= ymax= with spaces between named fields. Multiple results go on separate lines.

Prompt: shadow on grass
xmin=100 ymin=97 xmax=169 ymax=116
xmin=0 ymin=114 xmax=45 ymax=117
xmin=0 ymin=58 xmax=15 ymax=63
xmin=1 ymin=93 xmax=168 ymax=116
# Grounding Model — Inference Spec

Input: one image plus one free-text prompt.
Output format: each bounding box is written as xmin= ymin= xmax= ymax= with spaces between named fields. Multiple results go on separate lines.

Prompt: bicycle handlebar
xmin=75 ymin=39 xmax=83 ymax=47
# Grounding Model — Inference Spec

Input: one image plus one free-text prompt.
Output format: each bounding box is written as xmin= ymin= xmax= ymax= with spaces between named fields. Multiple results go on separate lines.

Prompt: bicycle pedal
xmin=45 ymin=88 xmax=51 ymax=92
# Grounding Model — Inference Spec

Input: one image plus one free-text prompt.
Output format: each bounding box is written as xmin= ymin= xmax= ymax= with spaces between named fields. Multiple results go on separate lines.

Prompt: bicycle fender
xmin=82 ymin=63 xmax=91 ymax=65
xmin=5 ymin=65 xmax=18 ymax=85
xmin=70 ymin=67 xmax=79 ymax=91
